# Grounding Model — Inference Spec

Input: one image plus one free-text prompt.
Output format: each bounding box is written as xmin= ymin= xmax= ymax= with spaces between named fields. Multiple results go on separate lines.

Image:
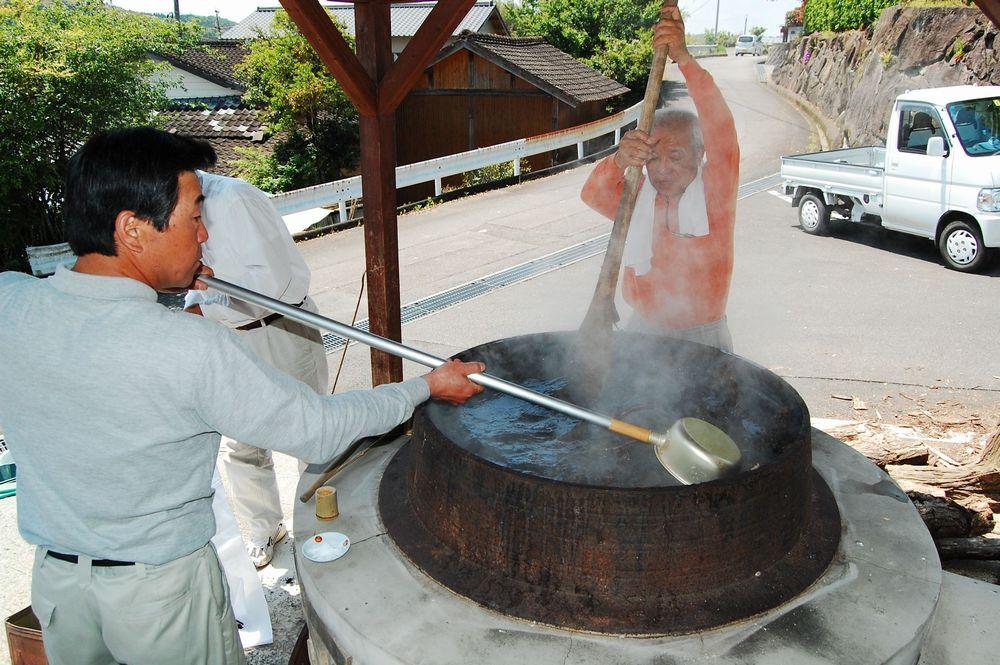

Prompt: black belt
xmin=234 ymin=298 xmax=307 ymax=332
xmin=235 ymin=311 xmax=284 ymax=331
xmin=47 ymin=551 xmax=134 ymax=567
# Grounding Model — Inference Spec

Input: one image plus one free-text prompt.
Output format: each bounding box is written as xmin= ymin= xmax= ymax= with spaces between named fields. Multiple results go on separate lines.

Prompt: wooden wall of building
xmin=395 ymin=49 xmax=612 ymax=201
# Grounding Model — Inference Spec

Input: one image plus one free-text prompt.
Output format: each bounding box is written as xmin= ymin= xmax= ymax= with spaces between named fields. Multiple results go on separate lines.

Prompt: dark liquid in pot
xmin=427 ymin=332 xmax=800 ymax=488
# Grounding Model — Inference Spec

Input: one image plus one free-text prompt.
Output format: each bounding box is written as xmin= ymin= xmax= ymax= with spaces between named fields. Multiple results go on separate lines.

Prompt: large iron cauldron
xmin=379 ymin=332 xmax=840 ymax=634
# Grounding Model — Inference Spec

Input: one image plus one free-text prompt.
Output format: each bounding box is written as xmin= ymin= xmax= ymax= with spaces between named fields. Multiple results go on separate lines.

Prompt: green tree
xmin=148 ymin=13 xmax=236 ymax=40
xmin=704 ymin=29 xmax=739 ymax=48
xmin=0 ymin=0 xmax=200 ymax=271
xmin=751 ymin=26 xmax=767 ymax=39
xmin=786 ymin=2 xmax=806 ymax=27
xmin=235 ymin=11 xmax=359 ymax=192
xmin=500 ymin=0 xmax=661 ymax=92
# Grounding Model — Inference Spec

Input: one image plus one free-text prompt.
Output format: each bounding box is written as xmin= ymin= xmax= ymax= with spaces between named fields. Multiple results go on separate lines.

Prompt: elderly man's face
xmin=138 ymin=171 xmax=208 ymax=291
xmin=646 ymin=124 xmax=702 ymax=196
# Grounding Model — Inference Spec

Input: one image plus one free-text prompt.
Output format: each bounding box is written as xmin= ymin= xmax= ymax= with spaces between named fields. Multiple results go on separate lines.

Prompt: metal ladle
xmin=200 ymin=276 xmax=743 ymax=484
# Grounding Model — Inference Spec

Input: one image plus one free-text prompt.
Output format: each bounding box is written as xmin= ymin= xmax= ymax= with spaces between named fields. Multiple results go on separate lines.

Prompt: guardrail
xmin=23 ymin=100 xmax=643 ymax=275
xmin=269 ymin=98 xmax=644 ymax=224
xmin=687 ymin=44 xmax=724 ymax=57
xmin=24 ymin=100 xmax=646 ymax=275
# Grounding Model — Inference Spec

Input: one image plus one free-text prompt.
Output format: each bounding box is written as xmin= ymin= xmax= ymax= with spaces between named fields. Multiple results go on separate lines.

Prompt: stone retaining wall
xmin=769 ymin=7 xmax=1000 ymax=145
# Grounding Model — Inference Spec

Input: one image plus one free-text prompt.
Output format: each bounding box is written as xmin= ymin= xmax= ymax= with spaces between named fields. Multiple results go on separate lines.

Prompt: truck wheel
xmin=798 ymin=194 xmax=830 ymax=235
xmin=939 ymin=220 xmax=990 ymax=272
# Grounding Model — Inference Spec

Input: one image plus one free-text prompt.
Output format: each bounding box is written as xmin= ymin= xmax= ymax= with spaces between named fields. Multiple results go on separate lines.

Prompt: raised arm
xmin=655 ymin=5 xmax=738 ymax=173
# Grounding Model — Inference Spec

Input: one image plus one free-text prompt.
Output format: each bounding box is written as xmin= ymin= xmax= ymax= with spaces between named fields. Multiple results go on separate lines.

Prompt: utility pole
xmin=215 ymin=9 xmax=223 ymax=38
xmin=743 ymin=14 xmax=748 ymax=34
xmin=173 ymin=0 xmax=180 ymax=22
xmin=713 ymin=0 xmax=720 ymax=37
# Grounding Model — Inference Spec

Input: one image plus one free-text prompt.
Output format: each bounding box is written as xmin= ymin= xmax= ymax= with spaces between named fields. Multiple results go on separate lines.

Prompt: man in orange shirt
xmin=581 ymin=6 xmax=739 ymax=351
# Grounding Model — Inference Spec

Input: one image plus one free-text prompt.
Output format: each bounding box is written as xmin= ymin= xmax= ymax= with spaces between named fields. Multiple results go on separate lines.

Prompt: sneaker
xmin=248 ymin=523 xmax=287 ymax=569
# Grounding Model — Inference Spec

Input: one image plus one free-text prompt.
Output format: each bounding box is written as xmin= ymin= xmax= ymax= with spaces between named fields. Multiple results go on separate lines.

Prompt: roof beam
xmin=378 ymin=0 xmax=477 ymax=114
xmin=279 ymin=0 xmax=377 ymax=116
xmin=974 ymin=0 xmax=1000 ymax=28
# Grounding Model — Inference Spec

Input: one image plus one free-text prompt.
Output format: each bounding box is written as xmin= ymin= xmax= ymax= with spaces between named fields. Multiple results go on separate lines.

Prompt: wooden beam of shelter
xmin=974 ymin=0 xmax=1000 ymax=28
xmin=279 ymin=0 xmax=376 ymax=116
xmin=279 ymin=0 xmax=480 ymax=385
xmin=378 ymin=0 xmax=478 ymax=115
xmin=355 ymin=0 xmax=403 ymax=383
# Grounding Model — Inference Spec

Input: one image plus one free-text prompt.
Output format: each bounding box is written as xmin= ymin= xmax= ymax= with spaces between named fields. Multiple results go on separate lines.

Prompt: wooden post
xmin=356 ymin=1 xmax=403 ymax=384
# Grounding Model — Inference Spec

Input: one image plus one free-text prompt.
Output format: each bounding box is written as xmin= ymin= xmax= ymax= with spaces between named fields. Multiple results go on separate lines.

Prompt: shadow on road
xmin=660 ymin=78 xmax=689 ymax=107
xmin=793 ymin=221 xmax=1000 ymax=277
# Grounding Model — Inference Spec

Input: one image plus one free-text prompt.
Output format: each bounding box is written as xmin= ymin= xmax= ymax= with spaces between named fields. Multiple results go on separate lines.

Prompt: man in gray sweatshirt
xmin=0 ymin=127 xmax=483 ymax=665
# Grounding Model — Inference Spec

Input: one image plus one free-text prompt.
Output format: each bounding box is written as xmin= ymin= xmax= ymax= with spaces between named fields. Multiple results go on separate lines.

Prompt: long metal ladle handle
xmin=199 ymin=276 xmax=658 ymax=444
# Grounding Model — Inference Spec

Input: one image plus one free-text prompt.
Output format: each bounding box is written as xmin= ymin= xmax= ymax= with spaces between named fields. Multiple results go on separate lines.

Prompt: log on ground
xmin=936 ymin=537 xmax=1000 ymax=560
xmin=907 ymin=490 xmax=993 ymax=538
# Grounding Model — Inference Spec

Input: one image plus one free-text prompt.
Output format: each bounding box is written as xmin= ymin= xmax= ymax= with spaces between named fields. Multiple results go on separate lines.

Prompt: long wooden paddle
xmin=576 ymin=0 xmax=677 ymax=390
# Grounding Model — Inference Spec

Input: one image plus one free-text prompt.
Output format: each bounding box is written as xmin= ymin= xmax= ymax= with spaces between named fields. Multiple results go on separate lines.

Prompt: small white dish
xmin=301 ymin=532 xmax=350 ymax=563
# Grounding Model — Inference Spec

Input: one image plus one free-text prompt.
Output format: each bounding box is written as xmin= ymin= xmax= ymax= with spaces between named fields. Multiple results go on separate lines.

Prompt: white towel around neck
xmin=622 ymin=164 xmax=710 ymax=275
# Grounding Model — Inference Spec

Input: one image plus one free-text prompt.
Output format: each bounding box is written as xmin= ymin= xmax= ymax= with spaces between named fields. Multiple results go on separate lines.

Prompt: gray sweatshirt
xmin=0 ymin=267 xmax=429 ymax=565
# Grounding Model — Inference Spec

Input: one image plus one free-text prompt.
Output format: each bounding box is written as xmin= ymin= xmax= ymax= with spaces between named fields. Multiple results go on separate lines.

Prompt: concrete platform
xmin=918 ymin=572 xmax=1000 ymax=664
xmin=291 ymin=430 xmax=992 ymax=665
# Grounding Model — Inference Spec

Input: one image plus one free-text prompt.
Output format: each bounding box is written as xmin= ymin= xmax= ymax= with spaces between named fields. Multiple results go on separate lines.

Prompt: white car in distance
xmin=735 ymin=34 xmax=764 ymax=56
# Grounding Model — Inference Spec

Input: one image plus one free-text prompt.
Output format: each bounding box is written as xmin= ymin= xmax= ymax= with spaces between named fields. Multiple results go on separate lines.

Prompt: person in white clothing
xmin=185 ymin=172 xmax=328 ymax=568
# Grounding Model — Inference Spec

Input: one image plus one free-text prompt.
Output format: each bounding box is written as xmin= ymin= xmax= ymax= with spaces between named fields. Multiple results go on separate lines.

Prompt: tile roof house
xmin=150 ymin=40 xmax=248 ymax=102
xmin=149 ymin=42 xmax=270 ymax=176
xmin=152 ymin=6 xmax=629 ymax=189
xmin=155 ymin=102 xmax=271 ymax=175
xmin=152 ymin=3 xmax=507 ymax=176
xmin=437 ymin=33 xmax=631 ymax=106
xmin=396 ymin=32 xmax=629 ymax=199
xmin=222 ymin=1 xmax=508 ymax=55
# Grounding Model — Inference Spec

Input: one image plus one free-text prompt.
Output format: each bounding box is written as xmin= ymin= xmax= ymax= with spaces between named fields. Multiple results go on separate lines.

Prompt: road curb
xmin=761 ymin=79 xmax=837 ymax=152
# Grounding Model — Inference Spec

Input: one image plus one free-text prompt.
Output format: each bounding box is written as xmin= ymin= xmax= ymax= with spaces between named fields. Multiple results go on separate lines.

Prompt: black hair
xmin=63 ymin=127 xmax=216 ymax=256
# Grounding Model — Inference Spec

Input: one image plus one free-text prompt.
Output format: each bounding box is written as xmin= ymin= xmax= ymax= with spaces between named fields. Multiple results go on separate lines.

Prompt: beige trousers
xmin=223 ymin=297 xmax=329 ymax=542
xmin=30 ymin=543 xmax=245 ymax=665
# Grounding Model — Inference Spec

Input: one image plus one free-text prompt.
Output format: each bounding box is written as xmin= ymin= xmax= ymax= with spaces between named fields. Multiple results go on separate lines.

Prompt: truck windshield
xmin=947 ymin=97 xmax=1000 ymax=156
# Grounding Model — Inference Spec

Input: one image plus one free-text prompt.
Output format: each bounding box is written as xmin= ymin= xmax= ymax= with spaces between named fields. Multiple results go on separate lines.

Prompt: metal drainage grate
xmin=322 ymin=235 xmax=608 ymax=352
xmin=322 ymin=173 xmax=781 ymax=354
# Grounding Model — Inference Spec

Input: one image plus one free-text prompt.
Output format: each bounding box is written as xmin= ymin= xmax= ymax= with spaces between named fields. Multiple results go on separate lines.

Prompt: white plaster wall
xmin=151 ymin=65 xmax=242 ymax=100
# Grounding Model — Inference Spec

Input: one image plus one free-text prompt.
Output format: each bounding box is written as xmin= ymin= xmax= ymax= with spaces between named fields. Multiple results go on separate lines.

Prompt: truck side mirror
xmin=926 ymin=136 xmax=947 ymax=157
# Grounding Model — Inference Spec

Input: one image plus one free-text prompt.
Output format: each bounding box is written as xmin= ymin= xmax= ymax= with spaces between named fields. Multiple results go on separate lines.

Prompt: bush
xmin=587 ymin=32 xmax=654 ymax=91
xmin=501 ymin=0 xmax=660 ymax=92
xmin=804 ymin=0 xmax=897 ymax=32
xmin=235 ymin=11 xmax=359 ymax=192
xmin=704 ymin=29 xmax=739 ymax=47
xmin=460 ymin=159 xmax=532 ymax=189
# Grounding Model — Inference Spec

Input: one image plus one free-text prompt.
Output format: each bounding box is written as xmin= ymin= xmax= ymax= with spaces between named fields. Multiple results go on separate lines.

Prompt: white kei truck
xmin=780 ymin=86 xmax=1000 ymax=272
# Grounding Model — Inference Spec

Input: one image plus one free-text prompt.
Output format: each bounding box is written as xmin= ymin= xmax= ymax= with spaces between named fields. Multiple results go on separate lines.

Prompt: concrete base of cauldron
xmin=292 ymin=429 xmax=1000 ymax=665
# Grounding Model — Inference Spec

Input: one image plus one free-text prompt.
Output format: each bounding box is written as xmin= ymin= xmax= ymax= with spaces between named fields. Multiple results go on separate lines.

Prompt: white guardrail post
xmin=269 ymin=98 xmax=644 ymax=231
